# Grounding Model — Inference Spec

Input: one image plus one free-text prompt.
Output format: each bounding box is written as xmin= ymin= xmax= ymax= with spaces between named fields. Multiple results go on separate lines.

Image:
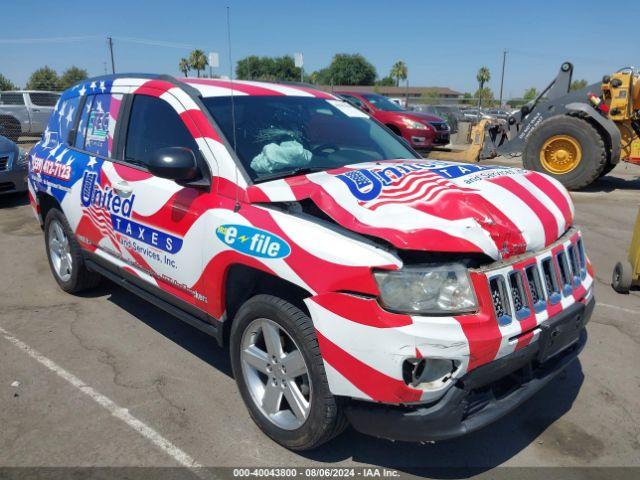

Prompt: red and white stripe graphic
xmin=87 ymin=204 xmax=119 ymax=249
xmin=362 ymin=170 xmax=465 ymax=210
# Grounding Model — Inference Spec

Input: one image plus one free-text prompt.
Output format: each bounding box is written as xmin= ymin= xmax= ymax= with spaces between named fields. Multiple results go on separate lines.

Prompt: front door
xmin=113 ymin=92 xmax=209 ymax=310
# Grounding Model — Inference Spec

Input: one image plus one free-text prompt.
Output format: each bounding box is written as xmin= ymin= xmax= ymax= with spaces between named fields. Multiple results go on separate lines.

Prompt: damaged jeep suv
xmin=28 ymin=75 xmax=594 ymax=450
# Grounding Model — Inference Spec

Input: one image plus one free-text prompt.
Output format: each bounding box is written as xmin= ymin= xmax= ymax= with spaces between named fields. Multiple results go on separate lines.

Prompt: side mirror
xmin=147 ymin=147 xmax=199 ymax=181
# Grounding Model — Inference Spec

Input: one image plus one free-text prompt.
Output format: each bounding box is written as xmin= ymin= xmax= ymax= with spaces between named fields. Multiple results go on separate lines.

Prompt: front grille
xmin=489 ymin=276 xmax=512 ymax=325
xmin=0 ymin=156 xmax=9 ymax=171
xmin=429 ymin=122 xmax=449 ymax=131
xmin=487 ymin=235 xmax=586 ymax=325
xmin=525 ymin=264 xmax=546 ymax=312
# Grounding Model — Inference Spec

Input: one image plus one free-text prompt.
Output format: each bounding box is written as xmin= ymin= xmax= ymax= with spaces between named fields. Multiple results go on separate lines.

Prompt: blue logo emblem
xmin=216 ymin=224 xmax=290 ymax=259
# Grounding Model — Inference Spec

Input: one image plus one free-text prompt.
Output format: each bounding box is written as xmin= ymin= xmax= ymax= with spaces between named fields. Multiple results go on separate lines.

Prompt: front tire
xmin=44 ymin=209 xmax=101 ymax=293
xmin=230 ymin=295 xmax=346 ymax=450
xmin=523 ymin=115 xmax=607 ymax=190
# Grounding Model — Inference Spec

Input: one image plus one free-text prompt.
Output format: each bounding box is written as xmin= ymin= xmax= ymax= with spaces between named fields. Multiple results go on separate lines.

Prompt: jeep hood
xmin=246 ymin=160 xmax=574 ymax=260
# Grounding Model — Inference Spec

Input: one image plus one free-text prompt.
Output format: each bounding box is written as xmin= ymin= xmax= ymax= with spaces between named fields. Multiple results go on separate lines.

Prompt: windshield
xmin=361 ymin=93 xmax=405 ymax=111
xmin=203 ymin=96 xmax=418 ymax=182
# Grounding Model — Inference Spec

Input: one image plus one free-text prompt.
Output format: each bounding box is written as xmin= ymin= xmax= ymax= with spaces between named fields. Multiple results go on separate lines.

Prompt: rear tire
xmin=523 ymin=115 xmax=607 ymax=190
xmin=612 ymin=261 xmax=633 ymax=294
xmin=230 ymin=294 xmax=347 ymax=450
xmin=44 ymin=209 xmax=101 ymax=293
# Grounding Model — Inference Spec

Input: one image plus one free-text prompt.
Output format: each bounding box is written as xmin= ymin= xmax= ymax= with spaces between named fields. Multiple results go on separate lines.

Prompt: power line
xmin=0 ymin=35 xmax=101 ymax=44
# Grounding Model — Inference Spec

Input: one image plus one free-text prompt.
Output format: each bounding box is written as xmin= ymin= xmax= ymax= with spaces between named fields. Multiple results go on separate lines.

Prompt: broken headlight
xmin=374 ymin=264 xmax=477 ymax=315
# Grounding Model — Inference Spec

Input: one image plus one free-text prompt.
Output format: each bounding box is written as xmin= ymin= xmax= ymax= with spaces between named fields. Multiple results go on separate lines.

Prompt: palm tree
xmin=476 ymin=66 xmax=491 ymax=108
xmin=390 ymin=61 xmax=408 ymax=87
xmin=178 ymin=58 xmax=190 ymax=77
xmin=189 ymin=49 xmax=208 ymax=78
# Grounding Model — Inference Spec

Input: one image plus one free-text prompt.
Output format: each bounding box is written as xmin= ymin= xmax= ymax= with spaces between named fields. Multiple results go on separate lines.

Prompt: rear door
xmin=27 ymin=92 xmax=59 ymax=134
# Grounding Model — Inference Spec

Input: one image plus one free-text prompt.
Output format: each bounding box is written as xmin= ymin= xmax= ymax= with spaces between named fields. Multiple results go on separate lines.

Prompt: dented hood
xmin=247 ymin=160 xmax=574 ymax=260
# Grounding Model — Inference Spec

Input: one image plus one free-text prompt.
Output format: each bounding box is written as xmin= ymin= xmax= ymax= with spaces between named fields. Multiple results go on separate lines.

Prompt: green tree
xmin=475 ymin=67 xmax=491 ymax=106
xmin=236 ymin=55 xmax=301 ymax=81
xmin=57 ymin=66 xmax=88 ymax=91
xmin=188 ymin=49 xmax=208 ymax=78
xmin=390 ymin=60 xmax=408 ymax=87
xmin=26 ymin=66 xmax=59 ymax=91
xmin=474 ymin=87 xmax=494 ymax=106
xmin=375 ymin=75 xmax=395 ymax=87
xmin=476 ymin=66 xmax=490 ymax=90
xmin=523 ymin=87 xmax=538 ymax=101
xmin=324 ymin=53 xmax=376 ymax=86
xmin=178 ymin=58 xmax=190 ymax=77
xmin=309 ymin=67 xmax=332 ymax=85
xmin=570 ymin=79 xmax=588 ymax=91
xmin=0 ymin=73 xmax=17 ymax=91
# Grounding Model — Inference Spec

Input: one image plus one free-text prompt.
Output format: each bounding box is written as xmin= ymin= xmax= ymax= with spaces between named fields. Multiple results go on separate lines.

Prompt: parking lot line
xmin=0 ymin=325 xmax=203 ymax=471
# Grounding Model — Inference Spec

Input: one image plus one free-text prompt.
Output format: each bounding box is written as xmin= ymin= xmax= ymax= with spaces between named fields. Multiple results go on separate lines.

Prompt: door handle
xmin=113 ymin=181 xmax=133 ymax=198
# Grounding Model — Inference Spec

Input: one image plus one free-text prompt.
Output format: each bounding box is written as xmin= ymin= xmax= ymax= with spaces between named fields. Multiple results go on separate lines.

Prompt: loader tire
xmin=598 ymin=161 xmax=616 ymax=178
xmin=523 ymin=115 xmax=606 ymax=190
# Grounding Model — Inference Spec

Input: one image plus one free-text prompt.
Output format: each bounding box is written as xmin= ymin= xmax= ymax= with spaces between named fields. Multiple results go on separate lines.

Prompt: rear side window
xmin=30 ymin=92 xmax=60 ymax=107
xmin=77 ymin=93 xmax=123 ymax=157
xmin=0 ymin=93 xmax=25 ymax=105
xmin=124 ymin=95 xmax=198 ymax=167
xmin=43 ymin=95 xmax=80 ymax=147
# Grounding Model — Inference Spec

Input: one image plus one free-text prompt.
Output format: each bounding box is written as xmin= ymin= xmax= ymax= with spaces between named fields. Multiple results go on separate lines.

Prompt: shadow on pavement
xmin=299 ymin=362 xmax=584 ymax=478
xmin=87 ymin=278 xmax=584 ymax=478
xmin=580 ymin=173 xmax=640 ymax=193
xmin=97 ymin=280 xmax=233 ymax=378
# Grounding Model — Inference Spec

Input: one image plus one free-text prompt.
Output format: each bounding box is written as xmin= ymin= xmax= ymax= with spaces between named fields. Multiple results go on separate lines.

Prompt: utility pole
xmin=107 ymin=36 xmax=116 ymax=74
xmin=499 ymin=49 xmax=507 ymax=107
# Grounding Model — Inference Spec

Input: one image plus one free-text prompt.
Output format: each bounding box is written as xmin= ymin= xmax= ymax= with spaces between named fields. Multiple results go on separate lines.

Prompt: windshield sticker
xmin=216 ymin=224 xmax=291 ymax=259
xmin=327 ymin=99 xmax=369 ymax=118
xmin=86 ymin=110 xmax=109 ymax=146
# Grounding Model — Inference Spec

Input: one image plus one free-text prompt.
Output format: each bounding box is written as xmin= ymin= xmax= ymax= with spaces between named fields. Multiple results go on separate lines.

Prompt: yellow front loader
xmin=427 ymin=63 xmax=640 ymax=191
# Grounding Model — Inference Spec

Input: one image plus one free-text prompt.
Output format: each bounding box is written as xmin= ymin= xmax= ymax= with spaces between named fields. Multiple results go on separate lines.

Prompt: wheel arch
xmin=222 ymin=264 xmax=313 ymax=344
xmin=565 ymin=102 xmax=621 ymax=164
xmin=36 ymin=191 xmax=62 ymax=227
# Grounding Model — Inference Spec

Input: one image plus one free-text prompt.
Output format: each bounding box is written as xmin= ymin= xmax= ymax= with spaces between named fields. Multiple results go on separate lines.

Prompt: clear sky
xmin=2 ymin=0 xmax=639 ymax=98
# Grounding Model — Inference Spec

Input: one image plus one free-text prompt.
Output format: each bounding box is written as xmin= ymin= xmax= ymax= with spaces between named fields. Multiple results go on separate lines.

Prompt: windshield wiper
xmin=254 ymin=166 xmax=333 ymax=182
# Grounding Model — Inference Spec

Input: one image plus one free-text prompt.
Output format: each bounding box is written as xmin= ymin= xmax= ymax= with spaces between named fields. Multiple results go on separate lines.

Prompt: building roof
xmin=320 ymin=85 xmax=464 ymax=97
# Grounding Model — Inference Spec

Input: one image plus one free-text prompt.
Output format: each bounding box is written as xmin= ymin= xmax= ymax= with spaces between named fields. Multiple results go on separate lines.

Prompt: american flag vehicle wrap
xmin=28 ymin=75 xmax=594 ymax=407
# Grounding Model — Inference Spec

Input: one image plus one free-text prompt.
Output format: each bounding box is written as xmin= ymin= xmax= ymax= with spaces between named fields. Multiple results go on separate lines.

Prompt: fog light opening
xmin=403 ymin=358 xmax=458 ymax=389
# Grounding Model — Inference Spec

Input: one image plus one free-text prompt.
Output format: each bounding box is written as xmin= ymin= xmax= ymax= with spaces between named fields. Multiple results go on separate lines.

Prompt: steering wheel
xmin=312 ymin=143 xmax=340 ymax=156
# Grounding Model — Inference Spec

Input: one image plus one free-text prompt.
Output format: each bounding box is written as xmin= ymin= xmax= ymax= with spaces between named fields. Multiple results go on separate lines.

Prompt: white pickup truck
xmin=0 ymin=90 xmax=60 ymax=141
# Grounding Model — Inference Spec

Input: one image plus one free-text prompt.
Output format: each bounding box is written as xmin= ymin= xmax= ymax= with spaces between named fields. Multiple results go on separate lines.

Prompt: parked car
xmin=0 ymin=133 xmax=28 ymax=195
xmin=485 ymin=109 xmax=511 ymax=120
xmin=29 ymin=75 xmax=595 ymax=450
xmin=459 ymin=108 xmax=491 ymax=122
xmin=336 ymin=91 xmax=450 ymax=149
xmin=0 ymin=90 xmax=60 ymax=142
xmin=417 ymin=105 xmax=460 ymax=134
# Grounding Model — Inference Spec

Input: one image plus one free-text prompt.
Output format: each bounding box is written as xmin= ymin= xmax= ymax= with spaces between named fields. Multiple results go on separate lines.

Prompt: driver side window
xmin=125 ymin=95 xmax=198 ymax=168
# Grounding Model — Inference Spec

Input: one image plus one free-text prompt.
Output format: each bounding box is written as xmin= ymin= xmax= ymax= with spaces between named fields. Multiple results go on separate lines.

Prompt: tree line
xmin=0 ymin=66 xmax=89 ymax=92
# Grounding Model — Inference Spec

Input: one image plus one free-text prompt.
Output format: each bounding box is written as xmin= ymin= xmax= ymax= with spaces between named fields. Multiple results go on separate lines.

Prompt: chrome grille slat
xmin=487 ymin=236 xmax=588 ymax=324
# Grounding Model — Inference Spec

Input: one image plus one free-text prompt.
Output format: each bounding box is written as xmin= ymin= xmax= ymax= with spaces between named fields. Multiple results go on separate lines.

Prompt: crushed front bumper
xmin=344 ymin=297 xmax=594 ymax=442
